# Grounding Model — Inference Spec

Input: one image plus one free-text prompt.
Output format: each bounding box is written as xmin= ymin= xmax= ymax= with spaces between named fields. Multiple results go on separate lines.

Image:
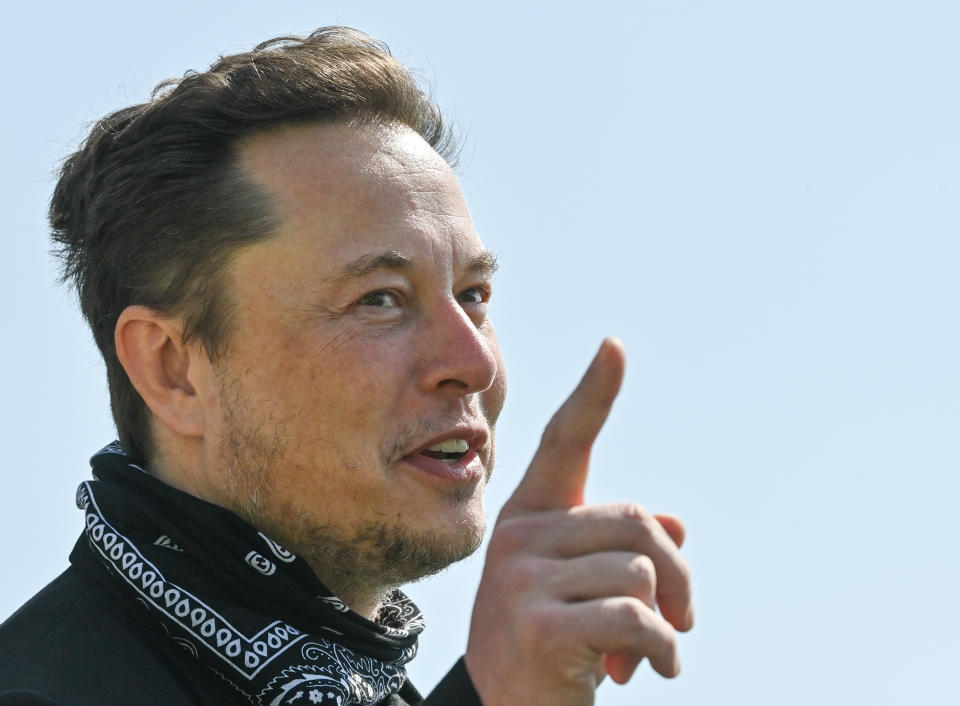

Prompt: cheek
xmin=274 ymin=332 xmax=419 ymax=431
xmin=318 ymin=335 xmax=415 ymax=396
xmin=230 ymin=315 xmax=421 ymax=445
xmin=482 ymin=369 xmax=507 ymax=426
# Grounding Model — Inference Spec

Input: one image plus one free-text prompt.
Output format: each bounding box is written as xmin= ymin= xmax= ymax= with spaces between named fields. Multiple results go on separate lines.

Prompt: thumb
xmin=504 ymin=338 xmax=626 ymax=514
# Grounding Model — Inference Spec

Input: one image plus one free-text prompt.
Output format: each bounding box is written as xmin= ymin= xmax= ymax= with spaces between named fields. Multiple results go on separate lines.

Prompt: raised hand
xmin=464 ymin=339 xmax=693 ymax=705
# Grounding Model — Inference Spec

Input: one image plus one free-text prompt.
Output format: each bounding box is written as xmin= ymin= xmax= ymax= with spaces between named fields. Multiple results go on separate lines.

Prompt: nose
xmin=418 ymin=298 xmax=499 ymax=396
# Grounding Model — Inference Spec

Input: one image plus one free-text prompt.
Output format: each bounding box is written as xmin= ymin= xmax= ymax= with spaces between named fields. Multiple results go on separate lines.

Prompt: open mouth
xmin=419 ymin=438 xmax=470 ymax=462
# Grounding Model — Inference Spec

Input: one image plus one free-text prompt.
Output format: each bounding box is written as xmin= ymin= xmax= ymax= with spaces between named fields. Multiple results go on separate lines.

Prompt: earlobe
xmin=115 ymin=306 xmax=209 ymax=439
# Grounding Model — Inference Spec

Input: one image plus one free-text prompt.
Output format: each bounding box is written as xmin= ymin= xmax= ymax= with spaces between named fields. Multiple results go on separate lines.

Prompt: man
xmin=0 ymin=28 xmax=692 ymax=705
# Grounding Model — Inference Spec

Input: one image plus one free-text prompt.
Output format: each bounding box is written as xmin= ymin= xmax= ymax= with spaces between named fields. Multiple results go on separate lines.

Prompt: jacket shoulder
xmin=0 ymin=568 xmax=214 ymax=705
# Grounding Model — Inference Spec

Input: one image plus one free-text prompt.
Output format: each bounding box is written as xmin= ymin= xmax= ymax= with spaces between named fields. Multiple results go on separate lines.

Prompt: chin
xmin=239 ymin=490 xmax=488 ymax=594
xmin=384 ymin=493 xmax=486 ymax=578
xmin=377 ymin=517 xmax=486 ymax=585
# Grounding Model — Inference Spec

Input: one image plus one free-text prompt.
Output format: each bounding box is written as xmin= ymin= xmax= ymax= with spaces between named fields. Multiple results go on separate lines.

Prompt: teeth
xmin=427 ymin=438 xmax=469 ymax=453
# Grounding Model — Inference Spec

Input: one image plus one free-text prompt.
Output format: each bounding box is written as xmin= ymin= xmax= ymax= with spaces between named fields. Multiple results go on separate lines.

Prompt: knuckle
xmin=618 ymin=502 xmax=652 ymax=525
xmin=540 ymin=410 xmax=591 ymax=455
xmin=616 ymin=503 xmax=658 ymax=542
xmin=628 ymin=554 xmax=656 ymax=589
xmin=609 ymin=597 xmax=681 ymax=679
xmin=613 ymin=597 xmax=648 ymax=626
xmin=539 ymin=414 xmax=566 ymax=449
xmin=489 ymin=516 xmax=533 ymax=554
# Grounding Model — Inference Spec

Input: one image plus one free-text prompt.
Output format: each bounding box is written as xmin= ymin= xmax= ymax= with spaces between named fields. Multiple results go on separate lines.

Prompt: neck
xmin=314 ymin=575 xmax=386 ymax=621
xmin=225 ymin=505 xmax=395 ymax=622
xmin=148 ymin=438 xmax=397 ymax=621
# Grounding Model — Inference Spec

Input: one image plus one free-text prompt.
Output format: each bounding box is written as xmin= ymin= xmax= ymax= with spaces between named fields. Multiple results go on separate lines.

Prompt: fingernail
xmin=684 ymin=605 xmax=695 ymax=630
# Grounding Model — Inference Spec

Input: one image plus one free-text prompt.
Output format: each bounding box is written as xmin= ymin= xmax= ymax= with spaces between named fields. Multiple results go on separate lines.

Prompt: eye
xmin=358 ymin=290 xmax=401 ymax=308
xmin=458 ymin=285 xmax=491 ymax=305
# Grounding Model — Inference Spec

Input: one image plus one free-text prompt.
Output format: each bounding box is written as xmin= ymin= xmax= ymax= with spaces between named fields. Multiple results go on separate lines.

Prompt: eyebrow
xmin=468 ymin=250 xmax=500 ymax=278
xmin=327 ymin=250 xmax=411 ymax=284
xmin=327 ymin=248 xmax=499 ymax=284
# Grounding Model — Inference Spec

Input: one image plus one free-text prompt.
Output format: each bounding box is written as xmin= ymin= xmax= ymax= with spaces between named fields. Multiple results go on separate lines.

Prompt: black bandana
xmin=70 ymin=443 xmax=424 ymax=705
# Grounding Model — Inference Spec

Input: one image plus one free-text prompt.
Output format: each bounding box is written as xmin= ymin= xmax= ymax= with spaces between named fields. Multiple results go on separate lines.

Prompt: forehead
xmin=230 ymin=122 xmax=484 ymax=302
xmin=233 ymin=122 xmax=484 ymax=279
xmin=237 ymin=122 xmax=466 ymax=234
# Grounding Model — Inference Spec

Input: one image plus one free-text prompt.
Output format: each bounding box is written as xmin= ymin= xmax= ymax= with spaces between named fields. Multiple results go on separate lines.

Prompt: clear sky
xmin=2 ymin=2 xmax=958 ymax=704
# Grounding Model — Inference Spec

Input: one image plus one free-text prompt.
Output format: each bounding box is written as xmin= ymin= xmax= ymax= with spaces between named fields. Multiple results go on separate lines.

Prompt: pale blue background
xmin=2 ymin=2 xmax=958 ymax=704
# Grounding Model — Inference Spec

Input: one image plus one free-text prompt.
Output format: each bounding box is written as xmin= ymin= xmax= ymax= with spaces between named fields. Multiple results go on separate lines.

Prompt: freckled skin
xmin=187 ymin=123 xmax=506 ymax=615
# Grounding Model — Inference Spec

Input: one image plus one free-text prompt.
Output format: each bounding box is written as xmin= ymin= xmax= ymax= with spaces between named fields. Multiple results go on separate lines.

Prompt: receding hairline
xmin=235 ymin=119 xmax=452 ymax=196
xmin=231 ymin=120 xmax=469 ymax=262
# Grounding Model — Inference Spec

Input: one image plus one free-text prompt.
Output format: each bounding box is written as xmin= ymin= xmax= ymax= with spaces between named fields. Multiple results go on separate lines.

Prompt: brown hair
xmin=50 ymin=27 xmax=457 ymax=463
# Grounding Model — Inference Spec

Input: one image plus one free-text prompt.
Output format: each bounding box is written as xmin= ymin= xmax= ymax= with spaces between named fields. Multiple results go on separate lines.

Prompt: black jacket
xmin=0 ymin=559 xmax=479 ymax=705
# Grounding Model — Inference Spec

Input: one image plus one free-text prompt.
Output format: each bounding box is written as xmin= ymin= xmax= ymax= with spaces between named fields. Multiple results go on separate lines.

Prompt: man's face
xmin=202 ymin=123 xmax=505 ymax=599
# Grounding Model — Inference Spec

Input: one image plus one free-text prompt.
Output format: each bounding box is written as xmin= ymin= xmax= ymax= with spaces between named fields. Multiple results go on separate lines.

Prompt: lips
xmin=408 ymin=427 xmax=488 ymax=459
xmin=400 ymin=425 xmax=489 ymax=482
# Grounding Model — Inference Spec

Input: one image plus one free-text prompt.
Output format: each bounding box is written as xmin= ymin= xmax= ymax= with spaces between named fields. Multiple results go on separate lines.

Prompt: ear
xmin=114 ymin=305 xmax=213 ymax=439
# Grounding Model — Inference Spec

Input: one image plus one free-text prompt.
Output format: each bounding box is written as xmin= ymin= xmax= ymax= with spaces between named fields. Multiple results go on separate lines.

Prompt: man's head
xmin=51 ymin=27 xmax=456 ymax=464
xmin=52 ymin=28 xmax=506 ymax=611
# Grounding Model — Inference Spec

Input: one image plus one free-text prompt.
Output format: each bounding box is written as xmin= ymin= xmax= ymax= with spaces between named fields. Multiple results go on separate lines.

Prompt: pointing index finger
xmin=505 ymin=338 xmax=626 ymax=514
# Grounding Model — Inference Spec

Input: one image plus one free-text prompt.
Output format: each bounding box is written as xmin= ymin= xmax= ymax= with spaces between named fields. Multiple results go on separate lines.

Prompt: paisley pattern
xmin=74 ymin=444 xmax=423 ymax=705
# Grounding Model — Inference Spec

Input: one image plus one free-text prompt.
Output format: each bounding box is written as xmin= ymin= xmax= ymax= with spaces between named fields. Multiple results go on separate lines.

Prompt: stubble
xmin=214 ymin=372 xmax=488 ymax=608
